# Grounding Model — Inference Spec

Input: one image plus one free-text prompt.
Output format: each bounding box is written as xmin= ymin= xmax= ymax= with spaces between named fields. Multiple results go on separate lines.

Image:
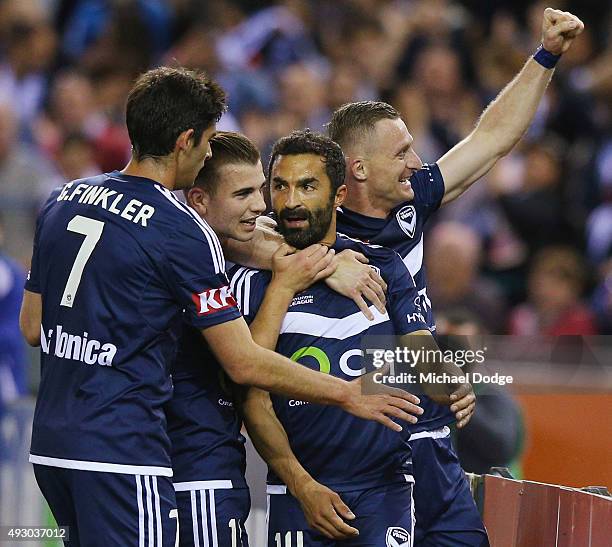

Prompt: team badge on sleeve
xmin=192 ymin=286 xmax=238 ymax=316
xmin=386 ymin=526 xmax=411 ymax=547
xmin=396 ymin=205 xmax=417 ymax=238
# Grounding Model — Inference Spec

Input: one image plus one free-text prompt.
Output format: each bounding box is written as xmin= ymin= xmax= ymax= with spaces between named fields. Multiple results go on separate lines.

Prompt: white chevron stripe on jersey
xmin=230 ymin=267 xmax=248 ymax=298
xmin=154 ymin=185 xmax=224 ymax=274
xmin=280 ymin=305 xmax=389 ymax=339
xmin=230 ymin=267 xmax=258 ymax=313
xmin=401 ymin=233 xmax=424 ymax=277
xmin=240 ymin=270 xmax=257 ymax=316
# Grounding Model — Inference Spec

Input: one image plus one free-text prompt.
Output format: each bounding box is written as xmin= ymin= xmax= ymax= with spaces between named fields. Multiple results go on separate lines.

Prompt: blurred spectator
xmin=34 ymin=70 xmax=106 ymax=157
xmin=412 ymin=44 xmax=481 ymax=151
xmin=215 ymin=3 xmax=319 ymax=73
xmin=0 ymin=102 xmax=61 ymax=265
xmin=590 ymin=257 xmax=612 ymax=334
xmin=426 ymin=222 xmax=508 ymax=333
xmin=326 ymin=61 xmax=376 ymax=111
xmin=0 ymin=0 xmax=57 ymax=140
xmin=509 ymin=246 xmax=599 ymax=335
xmin=55 ymin=133 xmax=100 ymax=181
xmin=278 ymin=62 xmax=329 ymax=131
xmin=60 ymin=0 xmax=173 ymax=70
xmin=489 ymin=137 xmax=580 ymax=256
xmin=0 ymin=213 xmax=28 ymax=423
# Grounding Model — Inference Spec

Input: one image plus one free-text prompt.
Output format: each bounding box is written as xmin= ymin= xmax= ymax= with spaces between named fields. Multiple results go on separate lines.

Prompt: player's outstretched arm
xmin=438 ymin=8 xmax=584 ymax=205
xmin=203 ymin=318 xmax=423 ymax=430
xmin=243 ymin=387 xmax=359 ymax=540
xmin=19 ymin=289 xmax=42 ymax=346
xmin=398 ymin=330 xmax=476 ymax=428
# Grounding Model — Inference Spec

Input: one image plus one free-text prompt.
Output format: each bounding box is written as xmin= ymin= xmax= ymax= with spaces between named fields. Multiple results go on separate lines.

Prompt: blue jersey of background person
xmin=231 ymin=234 xmax=428 ymax=492
xmin=165 ymin=325 xmax=247 ymax=487
xmin=26 ymin=171 xmax=238 ymax=473
xmin=336 ymin=163 xmax=454 ymax=433
xmin=0 ymin=250 xmax=27 ymax=417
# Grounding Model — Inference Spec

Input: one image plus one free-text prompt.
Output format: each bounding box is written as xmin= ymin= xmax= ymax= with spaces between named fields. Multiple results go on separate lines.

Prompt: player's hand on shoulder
xmin=343 ymin=367 xmax=423 ymax=431
xmin=450 ymin=382 xmax=476 ymax=428
xmin=271 ymin=243 xmax=336 ymax=294
xmin=541 ymin=8 xmax=584 ymax=55
xmin=325 ymin=249 xmax=388 ymax=320
xmin=293 ymin=479 xmax=359 ymax=540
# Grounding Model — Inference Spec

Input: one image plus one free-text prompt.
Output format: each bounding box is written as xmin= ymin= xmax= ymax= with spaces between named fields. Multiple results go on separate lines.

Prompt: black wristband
xmin=533 ymin=44 xmax=561 ymax=69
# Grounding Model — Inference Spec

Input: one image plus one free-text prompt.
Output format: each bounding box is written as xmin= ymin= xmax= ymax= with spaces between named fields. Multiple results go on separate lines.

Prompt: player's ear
xmin=350 ymin=157 xmax=368 ymax=182
xmin=334 ymin=184 xmax=347 ymax=207
xmin=176 ymin=129 xmax=195 ymax=154
xmin=186 ymin=186 xmax=209 ymax=216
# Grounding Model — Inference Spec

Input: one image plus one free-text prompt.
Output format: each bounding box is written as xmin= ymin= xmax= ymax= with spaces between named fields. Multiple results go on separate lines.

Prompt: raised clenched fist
xmin=541 ymin=7 xmax=584 ymax=55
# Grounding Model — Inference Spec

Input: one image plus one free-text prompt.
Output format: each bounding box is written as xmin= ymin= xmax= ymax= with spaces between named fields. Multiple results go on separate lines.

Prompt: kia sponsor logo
xmin=192 ymin=286 xmax=237 ymax=315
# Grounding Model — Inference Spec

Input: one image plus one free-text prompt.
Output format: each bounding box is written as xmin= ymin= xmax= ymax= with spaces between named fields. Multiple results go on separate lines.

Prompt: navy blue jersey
xmin=336 ymin=163 xmax=454 ymax=432
xmin=166 ymin=324 xmax=247 ymax=488
xmin=26 ymin=171 xmax=241 ymax=476
xmin=230 ymin=235 xmax=428 ymax=492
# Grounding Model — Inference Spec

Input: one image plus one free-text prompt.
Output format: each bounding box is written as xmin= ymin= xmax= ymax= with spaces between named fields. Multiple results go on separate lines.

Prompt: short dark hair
xmin=126 ymin=66 xmax=226 ymax=160
xmin=327 ymin=101 xmax=400 ymax=150
xmin=268 ymin=129 xmax=346 ymax=192
xmin=192 ymin=132 xmax=260 ymax=194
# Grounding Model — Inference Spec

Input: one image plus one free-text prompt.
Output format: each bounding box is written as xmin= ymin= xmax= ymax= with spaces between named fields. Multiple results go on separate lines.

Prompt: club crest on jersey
xmin=192 ymin=286 xmax=237 ymax=316
xmin=386 ymin=526 xmax=411 ymax=547
xmin=396 ymin=205 xmax=417 ymax=238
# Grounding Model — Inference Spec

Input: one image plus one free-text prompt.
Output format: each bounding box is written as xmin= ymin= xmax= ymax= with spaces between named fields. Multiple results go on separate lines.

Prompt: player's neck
xmin=319 ymin=216 xmax=338 ymax=247
xmin=342 ymin=189 xmax=390 ymax=219
xmin=122 ymin=156 xmax=178 ymax=190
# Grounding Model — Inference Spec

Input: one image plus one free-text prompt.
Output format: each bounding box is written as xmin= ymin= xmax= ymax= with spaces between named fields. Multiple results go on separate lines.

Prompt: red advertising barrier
xmin=482 ymin=475 xmax=612 ymax=546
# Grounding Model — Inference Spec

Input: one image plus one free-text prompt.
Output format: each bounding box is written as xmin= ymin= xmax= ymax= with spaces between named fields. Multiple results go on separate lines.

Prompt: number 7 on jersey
xmin=61 ymin=215 xmax=104 ymax=308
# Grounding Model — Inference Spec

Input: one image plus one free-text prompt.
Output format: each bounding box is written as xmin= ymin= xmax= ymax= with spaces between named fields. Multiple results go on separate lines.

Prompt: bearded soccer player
xmin=325 ymin=8 xmax=584 ymax=546
xmin=19 ymin=70 xmax=420 ymax=546
xmin=231 ymin=130 xmax=475 ymax=546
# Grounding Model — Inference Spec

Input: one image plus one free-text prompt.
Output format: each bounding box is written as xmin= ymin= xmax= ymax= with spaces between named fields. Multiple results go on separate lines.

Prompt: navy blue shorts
xmin=33 ymin=464 xmax=178 ymax=546
xmin=267 ymin=480 xmax=414 ymax=546
xmin=175 ymin=483 xmax=250 ymax=547
xmin=410 ymin=428 xmax=489 ymax=546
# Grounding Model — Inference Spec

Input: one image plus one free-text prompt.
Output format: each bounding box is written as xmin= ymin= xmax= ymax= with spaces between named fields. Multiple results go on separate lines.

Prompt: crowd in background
xmin=0 ymin=0 xmax=611 ymax=407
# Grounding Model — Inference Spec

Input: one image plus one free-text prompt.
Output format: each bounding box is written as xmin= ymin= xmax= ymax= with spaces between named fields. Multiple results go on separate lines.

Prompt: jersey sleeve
xmin=409 ymin=163 xmax=445 ymax=220
xmin=24 ymin=211 xmax=44 ymax=294
xmin=385 ymin=252 xmax=429 ymax=334
xmin=161 ymin=220 xmax=241 ymax=330
xmin=24 ymin=186 xmax=64 ymax=294
xmin=228 ymin=265 xmax=269 ymax=324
